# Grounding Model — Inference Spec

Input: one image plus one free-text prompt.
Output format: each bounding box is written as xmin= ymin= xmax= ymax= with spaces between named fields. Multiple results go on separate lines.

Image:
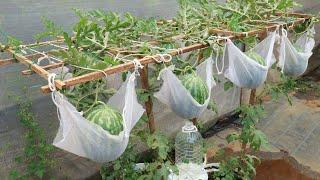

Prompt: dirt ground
xmin=255 ymin=159 xmax=312 ymax=180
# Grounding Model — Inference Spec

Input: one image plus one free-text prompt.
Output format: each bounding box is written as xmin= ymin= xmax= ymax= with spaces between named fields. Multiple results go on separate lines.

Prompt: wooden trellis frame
xmin=0 ymin=12 xmax=313 ymax=133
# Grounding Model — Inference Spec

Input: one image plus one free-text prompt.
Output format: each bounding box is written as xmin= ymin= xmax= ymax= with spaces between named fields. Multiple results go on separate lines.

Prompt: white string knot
xmin=218 ymin=35 xmax=230 ymax=43
xmin=132 ymin=59 xmax=144 ymax=76
xmin=48 ymin=73 xmax=57 ymax=92
xmin=155 ymin=54 xmax=172 ymax=63
xmin=18 ymin=45 xmax=28 ymax=54
xmin=19 ymin=45 xmax=26 ymax=49
xmin=175 ymin=48 xmax=183 ymax=55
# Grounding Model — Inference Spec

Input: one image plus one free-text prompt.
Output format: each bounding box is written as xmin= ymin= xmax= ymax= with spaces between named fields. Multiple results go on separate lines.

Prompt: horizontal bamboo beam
xmin=0 ymin=52 xmax=45 ymax=67
xmin=40 ymin=14 xmax=312 ymax=93
xmin=20 ymin=50 xmax=65 ymax=75
xmin=6 ymin=49 xmax=65 ymax=90
xmin=23 ymin=38 xmax=65 ymax=48
xmin=0 ymin=13 xmax=310 ymax=93
xmin=0 ymin=58 xmax=16 ymax=66
xmin=208 ymin=17 xmax=308 ymax=38
xmin=275 ymin=12 xmax=312 ymax=19
xmin=41 ymin=42 xmax=212 ymax=93
xmin=21 ymin=62 xmax=64 ymax=75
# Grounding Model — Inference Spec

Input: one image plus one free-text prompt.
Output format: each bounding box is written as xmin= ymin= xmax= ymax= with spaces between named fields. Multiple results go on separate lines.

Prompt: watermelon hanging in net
xmin=246 ymin=51 xmax=266 ymax=66
xmin=293 ymin=44 xmax=304 ymax=53
xmin=86 ymin=104 xmax=124 ymax=135
xmin=180 ymin=73 xmax=209 ymax=105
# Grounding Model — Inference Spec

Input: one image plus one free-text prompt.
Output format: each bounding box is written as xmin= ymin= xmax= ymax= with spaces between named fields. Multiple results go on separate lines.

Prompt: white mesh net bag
xmin=154 ymin=57 xmax=215 ymax=119
xmin=49 ymin=70 xmax=145 ymax=163
xmin=278 ymin=27 xmax=315 ymax=77
xmin=224 ymin=31 xmax=277 ymax=89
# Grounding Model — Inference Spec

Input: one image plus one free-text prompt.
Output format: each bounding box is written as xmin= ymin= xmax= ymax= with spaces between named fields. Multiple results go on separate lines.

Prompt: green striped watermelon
xmin=180 ymin=73 xmax=209 ymax=105
xmin=294 ymin=44 xmax=304 ymax=53
xmin=246 ymin=51 xmax=265 ymax=66
xmin=86 ymin=104 xmax=124 ymax=135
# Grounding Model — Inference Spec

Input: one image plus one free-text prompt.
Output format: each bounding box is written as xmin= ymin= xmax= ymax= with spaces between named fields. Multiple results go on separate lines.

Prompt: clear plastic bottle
xmin=175 ymin=122 xmax=204 ymax=165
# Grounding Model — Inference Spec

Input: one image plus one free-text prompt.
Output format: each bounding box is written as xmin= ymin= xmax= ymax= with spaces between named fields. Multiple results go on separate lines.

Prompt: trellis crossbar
xmin=0 ymin=13 xmax=312 ymax=94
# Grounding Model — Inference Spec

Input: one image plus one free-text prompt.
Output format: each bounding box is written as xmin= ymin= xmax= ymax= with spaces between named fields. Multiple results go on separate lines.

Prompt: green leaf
xmin=251 ymin=130 xmax=268 ymax=151
xmin=226 ymin=133 xmax=239 ymax=143
xmin=9 ymin=170 xmax=20 ymax=179
xmin=35 ymin=168 xmax=45 ymax=178
xmin=207 ymin=100 xmax=218 ymax=114
xmin=63 ymin=32 xmax=72 ymax=49
xmin=224 ymin=81 xmax=234 ymax=91
xmin=114 ymin=161 xmax=121 ymax=171
xmin=7 ymin=36 xmax=23 ymax=47
xmin=34 ymin=17 xmax=63 ymax=40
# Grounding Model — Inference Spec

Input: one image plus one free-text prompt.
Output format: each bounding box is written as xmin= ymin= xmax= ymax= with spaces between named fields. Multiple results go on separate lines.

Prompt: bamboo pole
xmin=21 ymin=62 xmax=64 ymax=75
xmin=0 ymin=58 xmax=16 ymax=66
xmin=0 ymin=52 xmax=44 ymax=67
xmin=6 ymin=49 xmax=65 ymax=90
xmin=249 ymin=89 xmax=256 ymax=105
xmin=40 ymin=15 xmax=309 ymax=93
xmin=139 ymin=64 xmax=156 ymax=133
xmin=0 ymin=13 xmax=309 ymax=94
xmin=41 ymin=42 xmax=211 ymax=93
xmin=208 ymin=17 xmax=306 ymax=38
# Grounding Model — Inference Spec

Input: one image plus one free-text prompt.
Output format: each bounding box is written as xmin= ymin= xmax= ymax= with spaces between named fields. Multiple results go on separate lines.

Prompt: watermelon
xmin=294 ymin=45 xmax=304 ymax=53
xmin=86 ymin=104 xmax=124 ymax=135
xmin=180 ymin=73 xmax=209 ymax=104
xmin=246 ymin=51 xmax=265 ymax=66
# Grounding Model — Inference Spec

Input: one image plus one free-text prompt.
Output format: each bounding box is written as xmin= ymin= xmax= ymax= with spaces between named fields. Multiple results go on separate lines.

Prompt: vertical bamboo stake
xmin=240 ymin=88 xmax=243 ymax=105
xmin=249 ymin=89 xmax=256 ymax=105
xmin=140 ymin=64 xmax=156 ymax=133
xmin=240 ymin=43 xmax=246 ymax=106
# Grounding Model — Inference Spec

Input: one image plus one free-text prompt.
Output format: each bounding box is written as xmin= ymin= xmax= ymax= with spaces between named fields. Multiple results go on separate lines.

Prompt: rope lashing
xmin=132 ymin=59 xmax=144 ymax=76
xmin=154 ymin=53 xmax=172 ymax=63
xmin=48 ymin=73 xmax=57 ymax=92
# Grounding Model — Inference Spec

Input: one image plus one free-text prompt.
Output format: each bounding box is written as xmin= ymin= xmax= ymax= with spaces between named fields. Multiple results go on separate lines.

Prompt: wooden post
xmin=249 ymin=89 xmax=256 ymax=105
xmin=139 ymin=64 xmax=156 ymax=133
xmin=191 ymin=118 xmax=197 ymax=125
xmin=239 ymin=88 xmax=243 ymax=105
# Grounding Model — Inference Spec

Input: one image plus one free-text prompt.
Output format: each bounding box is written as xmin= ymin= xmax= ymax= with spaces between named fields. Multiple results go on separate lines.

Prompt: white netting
xmin=224 ymin=31 xmax=277 ymax=88
xmin=154 ymin=57 xmax=215 ymax=119
xmin=51 ymin=71 xmax=145 ymax=163
xmin=278 ymin=27 xmax=315 ymax=77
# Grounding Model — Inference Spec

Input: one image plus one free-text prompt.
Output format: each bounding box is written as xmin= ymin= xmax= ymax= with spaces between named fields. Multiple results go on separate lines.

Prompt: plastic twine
xmin=48 ymin=73 xmax=57 ymax=92
xmin=280 ymin=28 xmax=287 ymax=73
xmin=213 ymin=47 xmax=225 ymax=75
xmin=282 ymin=28 xmax=288 ymax=37
xmin=214 ymin=36 xmax=228 ymax=75
xmin=132 ymin=59 xmax=144 ymax=76
xmin=47 ymin=73 xmax=63 ymax=125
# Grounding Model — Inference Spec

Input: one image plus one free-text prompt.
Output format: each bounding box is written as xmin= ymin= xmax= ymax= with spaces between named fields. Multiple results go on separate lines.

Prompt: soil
xmin=255 ymin=159 xmax=312 ymax=180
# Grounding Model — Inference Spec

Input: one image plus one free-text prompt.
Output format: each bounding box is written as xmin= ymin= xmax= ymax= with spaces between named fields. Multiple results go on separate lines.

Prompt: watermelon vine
xmin=1 ymin=0 xmax=319 ymax=179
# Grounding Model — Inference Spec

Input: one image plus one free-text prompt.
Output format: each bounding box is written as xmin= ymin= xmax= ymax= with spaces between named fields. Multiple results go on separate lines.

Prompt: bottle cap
xmin=182 ymin=122 xmax=198 ymax=133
